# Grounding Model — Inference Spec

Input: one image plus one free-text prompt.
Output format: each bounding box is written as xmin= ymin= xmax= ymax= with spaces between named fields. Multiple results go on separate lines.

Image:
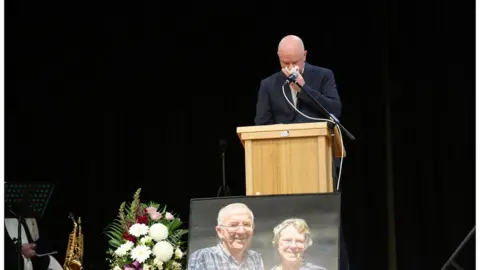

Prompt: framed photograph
xmin=187 ymin=193 xmax=341 ymax=270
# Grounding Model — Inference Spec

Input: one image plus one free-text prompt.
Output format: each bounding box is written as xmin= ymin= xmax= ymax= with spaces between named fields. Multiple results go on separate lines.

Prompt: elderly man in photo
xmin=188 ymin=203 xmax=265 ymax=270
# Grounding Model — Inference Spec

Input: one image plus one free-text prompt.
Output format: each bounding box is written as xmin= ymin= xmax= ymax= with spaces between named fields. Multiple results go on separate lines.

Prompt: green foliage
xmin=104 ymin=188 xmax=189 ymax=269
xmin=127 ymin=188 xmax=142 ymax=221
xmin=104 ymin=188 xmax=143 ymax=249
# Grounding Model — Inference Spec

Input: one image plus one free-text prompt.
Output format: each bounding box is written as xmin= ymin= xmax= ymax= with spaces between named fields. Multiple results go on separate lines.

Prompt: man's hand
xmin=282 ymin=67 xmax=305 ymax=92
xmin=21 ymin=243 xmax=36 ymax=258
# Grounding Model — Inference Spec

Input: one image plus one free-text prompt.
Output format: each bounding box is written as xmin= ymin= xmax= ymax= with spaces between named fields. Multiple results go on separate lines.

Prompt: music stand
xmin=4 ymin=182 xmax=54 ymax=270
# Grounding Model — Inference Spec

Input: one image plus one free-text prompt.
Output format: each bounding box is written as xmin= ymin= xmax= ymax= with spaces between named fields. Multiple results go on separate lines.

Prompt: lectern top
xmin=236 ymin=122 xmax=330 ymax=134
xmin=236 ymin=122 xmax=345 ymax=158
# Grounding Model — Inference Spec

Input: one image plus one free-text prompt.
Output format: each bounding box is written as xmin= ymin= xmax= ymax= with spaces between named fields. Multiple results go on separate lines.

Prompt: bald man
xmin=254 ymin=35 xmax=342 ymax=125
xmin=255 ymin=36 xmax=350 ymax=270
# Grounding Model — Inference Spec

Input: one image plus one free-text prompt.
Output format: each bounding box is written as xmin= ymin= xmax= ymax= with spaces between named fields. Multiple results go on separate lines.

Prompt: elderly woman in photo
xmin=271 ymin=218 xmax=326 ymax=270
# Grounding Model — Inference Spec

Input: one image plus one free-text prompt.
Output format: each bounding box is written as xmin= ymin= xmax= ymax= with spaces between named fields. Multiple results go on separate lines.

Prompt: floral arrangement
xmin=105 ymin=188 xmax=188 ymax=270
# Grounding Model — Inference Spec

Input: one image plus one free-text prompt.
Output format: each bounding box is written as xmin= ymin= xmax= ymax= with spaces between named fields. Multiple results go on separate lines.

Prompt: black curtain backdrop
xmin=386 ymin=0 xmax=475 ymax=269
xmin=6 ymin=2 xmax=475 ymax=270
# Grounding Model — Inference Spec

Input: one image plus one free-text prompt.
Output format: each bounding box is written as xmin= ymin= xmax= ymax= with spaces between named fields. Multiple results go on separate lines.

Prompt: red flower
xmin=137 ymin=215 xmax=148 ymax=225
xmin=122 ymin=231 xmax=135 ymax=242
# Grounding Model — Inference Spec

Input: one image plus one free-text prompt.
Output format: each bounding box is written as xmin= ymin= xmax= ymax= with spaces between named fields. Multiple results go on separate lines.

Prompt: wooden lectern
xmin=237 ymin=122 xmax=345 ymax=196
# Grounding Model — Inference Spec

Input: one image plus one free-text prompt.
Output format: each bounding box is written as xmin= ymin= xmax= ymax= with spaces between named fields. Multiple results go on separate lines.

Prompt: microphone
xmin=286 ymin=71 xmax=299 ymax=82
xmin=286 ymin=70 xmax=356 ymax=141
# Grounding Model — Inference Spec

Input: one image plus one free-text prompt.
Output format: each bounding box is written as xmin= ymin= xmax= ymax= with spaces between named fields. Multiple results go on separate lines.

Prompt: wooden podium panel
xmin=237 ymin=122 xmax=345 ymax=196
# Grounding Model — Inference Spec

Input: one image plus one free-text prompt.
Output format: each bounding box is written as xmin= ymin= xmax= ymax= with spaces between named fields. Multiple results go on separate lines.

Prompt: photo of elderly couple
xmin=187 ymin=193 xmax=340 ymax=270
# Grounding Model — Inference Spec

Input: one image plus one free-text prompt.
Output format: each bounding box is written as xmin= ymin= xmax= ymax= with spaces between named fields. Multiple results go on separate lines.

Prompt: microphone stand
xmin=7 ymin=207 xmax=23 ymax=270
xmin=217 ymin=139 xmax=231 ymax=197
xmin=287 ymin=78 xmax=356 ymax=192
xmin=440 ymin=226 xmax=475 ymax=270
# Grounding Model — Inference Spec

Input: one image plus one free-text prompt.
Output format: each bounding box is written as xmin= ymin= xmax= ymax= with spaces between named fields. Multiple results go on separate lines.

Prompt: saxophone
xmin=64 ymin=213 xmax=84 ymax=270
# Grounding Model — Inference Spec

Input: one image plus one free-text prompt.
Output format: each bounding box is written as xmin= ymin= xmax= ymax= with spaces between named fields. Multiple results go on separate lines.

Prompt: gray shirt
xmin=187 ymin=243 xmax=264 ymax=270
xmin=188 ymin=242 xmax=265 ymax=270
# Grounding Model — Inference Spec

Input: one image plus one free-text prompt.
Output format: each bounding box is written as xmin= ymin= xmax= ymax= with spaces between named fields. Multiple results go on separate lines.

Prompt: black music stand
xmin=4 ymin=182 xmax=54 ymax=270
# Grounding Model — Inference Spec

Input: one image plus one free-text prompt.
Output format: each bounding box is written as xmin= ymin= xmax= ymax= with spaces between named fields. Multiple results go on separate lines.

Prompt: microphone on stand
xmin=283 ymin=67 xmax=356 ymax=193
xmin=217 ymin=139 xmax=231 ymax=197
xmin=287 ymin=71 xmax=299 ymax=82
xmin=285 ymin=70 xmax=354 ymax=140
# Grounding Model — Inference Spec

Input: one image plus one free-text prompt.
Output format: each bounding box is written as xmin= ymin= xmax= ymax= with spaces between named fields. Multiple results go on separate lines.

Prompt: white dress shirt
xmin=5 ymin=218 xmax=64 ymax=270
xmin=288 ymin=66 xmax=304 ymax=107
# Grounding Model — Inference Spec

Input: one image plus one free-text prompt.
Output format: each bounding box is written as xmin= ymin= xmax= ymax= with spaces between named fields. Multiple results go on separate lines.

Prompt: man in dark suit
xmin=254 ymin=35 xmax=341 ymax=125
xmin=254 ymin=35 xmax=350 ymax=270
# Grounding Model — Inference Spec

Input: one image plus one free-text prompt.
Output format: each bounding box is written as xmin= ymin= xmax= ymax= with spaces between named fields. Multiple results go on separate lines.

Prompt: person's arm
xmin=298 ymin=69 xmax=342 ymax=119
xmin=254 ymin=80 xmax=273 ymax=125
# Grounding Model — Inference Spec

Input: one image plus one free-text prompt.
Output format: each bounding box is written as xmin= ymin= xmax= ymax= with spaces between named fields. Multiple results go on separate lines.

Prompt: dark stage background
xmin=6 ymin=2 xmax=475 ymax=270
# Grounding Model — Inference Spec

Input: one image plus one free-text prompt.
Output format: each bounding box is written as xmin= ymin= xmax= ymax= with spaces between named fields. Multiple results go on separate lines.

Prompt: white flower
xmin=153 ymin=257 xmax=164 ymax=268
xmin=140 ymin=236 xmax=153 ymax=245
xmin=149 ymin=223 xmax=168 ymax=241
xmin=114 ymin=241 xmax=134 ymax=256
xmin=174 ymin=247 xmax=183 ymax=259
xmin=129 ymin=223 xmax=150 ymax=237
xmin=130 ymin=245 xmax=152 ymax=263
xmin=152 ymin=241 xmax=174 ymax=262
xmin=113 ymin=266 xmax=122 ymax=270
xmin=172 ymin=261 xmax=182 ymax=270
xmin=143 ymin=264 xmax=153 ymax=270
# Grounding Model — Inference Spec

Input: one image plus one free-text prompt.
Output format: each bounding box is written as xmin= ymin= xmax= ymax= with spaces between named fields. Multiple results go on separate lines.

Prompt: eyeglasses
xmin=281 ymin=239 xmax=305 ymax=248
xmin=220 ymin=223 xmax=254 ymax=231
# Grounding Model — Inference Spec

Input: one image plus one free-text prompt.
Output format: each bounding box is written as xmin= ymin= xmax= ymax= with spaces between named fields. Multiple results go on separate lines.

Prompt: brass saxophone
xmin=64 ymin=213 xmax=84 ymax=270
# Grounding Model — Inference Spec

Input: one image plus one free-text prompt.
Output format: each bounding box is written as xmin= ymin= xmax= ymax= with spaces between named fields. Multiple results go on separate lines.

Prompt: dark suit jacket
xmin=254 ymin=62 xmax=342 ymax=125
